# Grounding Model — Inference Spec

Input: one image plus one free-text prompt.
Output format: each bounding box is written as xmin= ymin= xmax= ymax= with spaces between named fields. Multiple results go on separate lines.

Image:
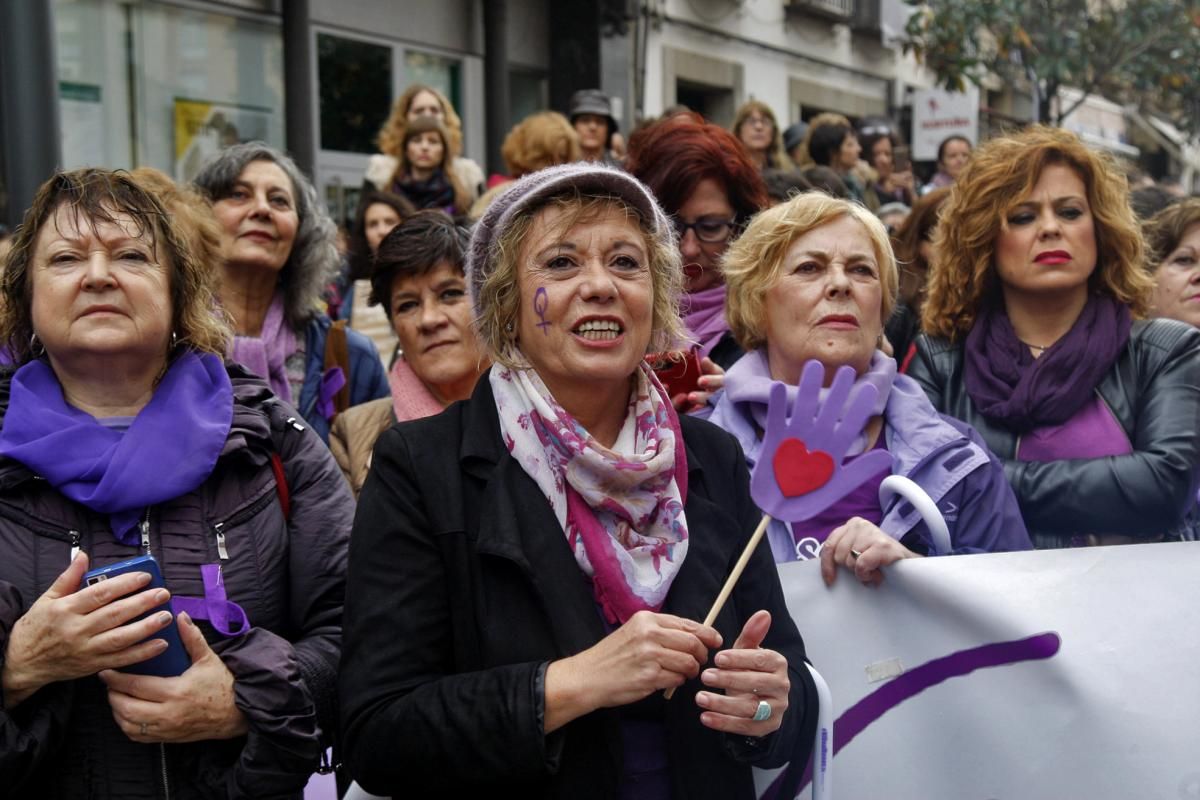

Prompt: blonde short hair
xmin=475 ymin=193 xmax=686 ymax=368
xmin=723 ymin=192 xmax=898 ymax=351
xmin=502 ymin=112 xmax=582 ymax=177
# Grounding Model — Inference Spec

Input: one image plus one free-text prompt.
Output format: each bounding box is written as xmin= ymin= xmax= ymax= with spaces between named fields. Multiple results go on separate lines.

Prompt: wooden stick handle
xmin=664 ymin=513 xmax=772 ymax=700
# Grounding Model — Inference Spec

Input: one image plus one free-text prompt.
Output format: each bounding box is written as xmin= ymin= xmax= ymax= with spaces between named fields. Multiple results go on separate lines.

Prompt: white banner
xmin=756 ymin=542 xmax=1200 ymax=800
xmin=910 ymin=86 xmax=979 ymax=162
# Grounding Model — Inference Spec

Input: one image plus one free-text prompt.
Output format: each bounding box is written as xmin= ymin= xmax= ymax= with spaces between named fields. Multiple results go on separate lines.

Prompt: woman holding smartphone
xmin=0 ymin=169 xmax=352 ymax=798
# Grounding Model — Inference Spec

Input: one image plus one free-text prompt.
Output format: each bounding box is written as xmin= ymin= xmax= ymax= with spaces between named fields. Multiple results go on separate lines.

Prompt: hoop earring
xmin=29 ymin=333 xmax=45 ymax=358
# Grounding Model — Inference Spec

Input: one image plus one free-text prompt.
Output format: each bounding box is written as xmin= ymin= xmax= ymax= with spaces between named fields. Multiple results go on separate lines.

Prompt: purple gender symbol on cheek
xmin=533 ymin=287 xmax=550 ymax=334
xmin=760 ymin=631 xmax=1062 ymax=800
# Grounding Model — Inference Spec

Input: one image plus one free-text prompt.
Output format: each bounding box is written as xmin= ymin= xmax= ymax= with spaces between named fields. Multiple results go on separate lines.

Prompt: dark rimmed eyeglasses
xmin=673 ymin=216 xmax=739 ymax=244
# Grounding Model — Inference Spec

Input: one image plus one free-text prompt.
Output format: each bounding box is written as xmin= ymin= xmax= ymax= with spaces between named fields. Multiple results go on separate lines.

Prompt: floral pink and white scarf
xmin=491 ymin=359 xmax=689 ymax=625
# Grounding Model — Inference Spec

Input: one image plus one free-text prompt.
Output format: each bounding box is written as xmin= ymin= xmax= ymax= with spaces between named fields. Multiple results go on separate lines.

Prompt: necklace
xmin=1019 ymin=339 xmax=1050 ymax=353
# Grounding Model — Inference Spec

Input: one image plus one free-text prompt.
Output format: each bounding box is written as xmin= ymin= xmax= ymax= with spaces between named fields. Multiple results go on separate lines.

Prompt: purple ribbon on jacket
xmin=173 ymin=564 xmax=250 ymax=637
xmin=316 ymin=366 xmax=347 ymax=420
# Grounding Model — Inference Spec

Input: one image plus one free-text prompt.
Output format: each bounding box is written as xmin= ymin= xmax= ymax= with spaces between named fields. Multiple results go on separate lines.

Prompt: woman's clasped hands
xmin=1 ymin=552 xmax=247 ymax=742
xmin=544 ymin=608 xmax=788 ymax=737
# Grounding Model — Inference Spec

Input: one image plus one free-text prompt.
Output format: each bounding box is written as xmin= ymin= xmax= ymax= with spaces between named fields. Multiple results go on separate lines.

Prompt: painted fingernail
xmin=157 ymin=611 xmax=172 ymax=625
xmin=136 ymin=572 xmax=153 ymax=585
xmin=154 ymin=589 xmax=169 ymax=603
xmin=153 ymin=638 xmax=169 ymax=650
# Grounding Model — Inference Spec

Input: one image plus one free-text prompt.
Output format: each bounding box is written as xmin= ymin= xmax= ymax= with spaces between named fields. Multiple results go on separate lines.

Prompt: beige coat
xmin=329 ymin=397 xmax=396 ymax=498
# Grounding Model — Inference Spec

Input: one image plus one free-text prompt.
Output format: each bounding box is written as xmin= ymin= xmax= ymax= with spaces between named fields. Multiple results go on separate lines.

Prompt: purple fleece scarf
xmin=963 ymin=294 xmax=1131 ymax=432
xmin=682 ymin=284 xmax=732 ymax=358
xmin=0 ymin=352 xmax=233 ymax=544
xmin=229 ymin=291 xmax=296 ymax=404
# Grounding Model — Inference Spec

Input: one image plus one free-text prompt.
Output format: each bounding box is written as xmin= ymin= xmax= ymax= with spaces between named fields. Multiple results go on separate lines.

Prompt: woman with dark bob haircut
xmin=329 ymin=211 xmax=489 ymax=496
xmin=626 ymin=111 xmax=769 ymax=402
xmin=908 ymin=126 xmax=1200 ymax=547
xmin=0 ymin=169 xmax=351 ymax=797
xmin=193 ymin=142 xmax=389 ymax=443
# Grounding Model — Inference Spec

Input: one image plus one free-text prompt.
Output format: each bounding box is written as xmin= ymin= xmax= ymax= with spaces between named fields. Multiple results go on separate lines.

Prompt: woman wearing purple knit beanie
xmin=340 ymin=163 xmax=817 ymax=799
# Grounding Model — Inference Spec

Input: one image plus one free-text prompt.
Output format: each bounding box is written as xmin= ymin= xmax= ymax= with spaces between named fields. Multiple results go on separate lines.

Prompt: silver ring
xmin=752 ymin=700 xmax=772 ymax=722
xmin=139 ymin=722 xmax=148 ymax=736
xmin=849 ymin=548 xmax=863 ymax=560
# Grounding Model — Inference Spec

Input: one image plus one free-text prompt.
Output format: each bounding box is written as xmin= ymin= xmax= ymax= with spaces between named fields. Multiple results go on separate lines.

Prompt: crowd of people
xmin=0 ymin=83 xmax=1197 ymax=799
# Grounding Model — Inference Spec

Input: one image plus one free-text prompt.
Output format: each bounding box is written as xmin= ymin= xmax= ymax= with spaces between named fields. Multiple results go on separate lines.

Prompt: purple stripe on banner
xmin=764 ymin=631 xmax=1061 ymax=799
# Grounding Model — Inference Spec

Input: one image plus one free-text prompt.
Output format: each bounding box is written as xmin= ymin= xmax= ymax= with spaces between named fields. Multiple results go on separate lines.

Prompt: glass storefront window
xmin=404 ymin=50 xmax=462 ymax=123
xmin=54 ymin=0 xmax=284 ymax=180
xmin=317 ymin=33 xmax=393 ymax=154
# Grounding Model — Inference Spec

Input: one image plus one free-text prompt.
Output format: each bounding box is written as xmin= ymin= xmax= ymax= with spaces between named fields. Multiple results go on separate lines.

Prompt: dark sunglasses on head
xmin=673 ymin=216 xmax=738 ymax=244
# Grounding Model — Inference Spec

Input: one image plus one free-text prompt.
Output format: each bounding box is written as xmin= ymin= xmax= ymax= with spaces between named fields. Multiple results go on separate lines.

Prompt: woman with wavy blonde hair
xmin=908 ymin=126 xmax=1200 ymax=548
xmin=364 ymin=84 xmax=484 ymax=203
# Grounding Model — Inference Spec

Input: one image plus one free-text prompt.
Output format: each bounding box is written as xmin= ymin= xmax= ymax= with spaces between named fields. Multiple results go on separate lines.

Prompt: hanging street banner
xmin=755 ymin=541 xmax=1200 ymax=800
xmin=910 ymin=86 xmax=980 ymax=162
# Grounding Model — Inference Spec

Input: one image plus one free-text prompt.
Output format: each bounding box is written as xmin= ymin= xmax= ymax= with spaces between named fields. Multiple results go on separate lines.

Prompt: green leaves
xmin=901 ymin=0 xmax=1200 ymax=132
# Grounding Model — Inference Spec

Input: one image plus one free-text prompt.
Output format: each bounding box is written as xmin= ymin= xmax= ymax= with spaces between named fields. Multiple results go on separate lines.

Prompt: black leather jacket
xmin=907 ymin=318 xmax=1200 ymax=546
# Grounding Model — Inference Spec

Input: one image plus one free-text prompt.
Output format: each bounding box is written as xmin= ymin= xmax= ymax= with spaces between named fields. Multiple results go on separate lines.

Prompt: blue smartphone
xmin=82 ymin=554 xmax=191 ymax=677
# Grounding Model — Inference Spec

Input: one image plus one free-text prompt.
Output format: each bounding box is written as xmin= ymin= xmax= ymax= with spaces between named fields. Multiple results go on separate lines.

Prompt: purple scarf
xmin=0 ymin=353 xmax=234 ymax=544
xmin=228 ymin=291 xmax=296 ymax=403
xmin=963 ymin=294 xmax=1131 ymax=432
xmin=682 ymin=284 xmax=731 ymax=358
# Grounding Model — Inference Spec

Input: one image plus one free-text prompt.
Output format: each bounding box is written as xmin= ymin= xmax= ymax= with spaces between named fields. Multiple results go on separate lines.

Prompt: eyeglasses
xmin=674 ymin=217 xmax=739 ymax=244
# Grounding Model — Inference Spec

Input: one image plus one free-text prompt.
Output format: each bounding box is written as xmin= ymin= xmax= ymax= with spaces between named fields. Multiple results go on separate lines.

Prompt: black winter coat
xmin=907 ymin=318 xmax=1200 ymax=545
xmin=0 ymin=364 xmax=352 ymax=799
xmin=339 ymin=375 xmax=818 ymax=799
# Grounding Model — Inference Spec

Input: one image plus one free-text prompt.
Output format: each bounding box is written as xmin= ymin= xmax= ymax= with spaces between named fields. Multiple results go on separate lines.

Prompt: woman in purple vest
xmin=908 ymin=126 xmax=1200 ymax=548
xmin=707 ymin=191 xmax=1029 ymax=584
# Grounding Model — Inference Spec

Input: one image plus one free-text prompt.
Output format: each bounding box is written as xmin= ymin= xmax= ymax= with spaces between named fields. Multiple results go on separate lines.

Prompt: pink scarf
xmin=228 ymin=291 xmax=296 ymax=403
xmin=682 ymin=284 xmax=732 ymax=358
xmin=388 ymin=358 xmax=446 ymax=422
xmin=490 ymin=359 xmax=689 ymax=624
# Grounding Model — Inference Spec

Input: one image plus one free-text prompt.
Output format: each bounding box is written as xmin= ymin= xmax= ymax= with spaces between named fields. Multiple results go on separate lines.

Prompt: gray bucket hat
xmin=568 ymin=89 xmax=619 ymax=133
xmin=465 ymin=162 xmax=673 ymax=320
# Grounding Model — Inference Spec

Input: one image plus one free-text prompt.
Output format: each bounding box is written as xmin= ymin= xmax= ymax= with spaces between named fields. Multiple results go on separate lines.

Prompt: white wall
xmin=643 ymin=0 xmax=932 ymax=122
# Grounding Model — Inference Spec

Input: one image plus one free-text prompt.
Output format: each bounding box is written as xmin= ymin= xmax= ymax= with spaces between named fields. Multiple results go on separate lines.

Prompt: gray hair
xmin=192 ymin=142 xmax=338 ymax=330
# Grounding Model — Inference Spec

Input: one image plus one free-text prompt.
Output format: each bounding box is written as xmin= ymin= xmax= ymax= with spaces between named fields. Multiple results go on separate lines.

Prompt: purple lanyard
xmin=173 ymin=564 xmax=250 ymax=637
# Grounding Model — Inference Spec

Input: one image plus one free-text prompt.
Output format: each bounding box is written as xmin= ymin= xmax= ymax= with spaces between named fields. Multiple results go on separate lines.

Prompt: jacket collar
xmin=459 ymin=367 xmax=708 ymax=487
xmin=457 ymin=369 xmax=713 ymax=641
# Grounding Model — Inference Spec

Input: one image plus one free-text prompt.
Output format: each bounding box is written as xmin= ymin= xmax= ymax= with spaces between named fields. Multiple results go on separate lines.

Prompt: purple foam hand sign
xmin=751 ymin=361 xmax=893 ymax=523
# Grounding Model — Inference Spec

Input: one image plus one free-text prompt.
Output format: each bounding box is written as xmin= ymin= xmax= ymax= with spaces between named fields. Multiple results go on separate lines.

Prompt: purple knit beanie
xmin=465 ymin=162 xmax=675 ymax=320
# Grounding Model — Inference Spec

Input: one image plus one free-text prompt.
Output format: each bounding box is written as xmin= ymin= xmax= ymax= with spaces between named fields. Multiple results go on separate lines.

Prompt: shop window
xmin=54 ymin=0 xmax=285 ymax=180
xmin=403 ymin=51 xmax=462 ymax=123
xmin=318 ymin=33 xmax=393 ymax=154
